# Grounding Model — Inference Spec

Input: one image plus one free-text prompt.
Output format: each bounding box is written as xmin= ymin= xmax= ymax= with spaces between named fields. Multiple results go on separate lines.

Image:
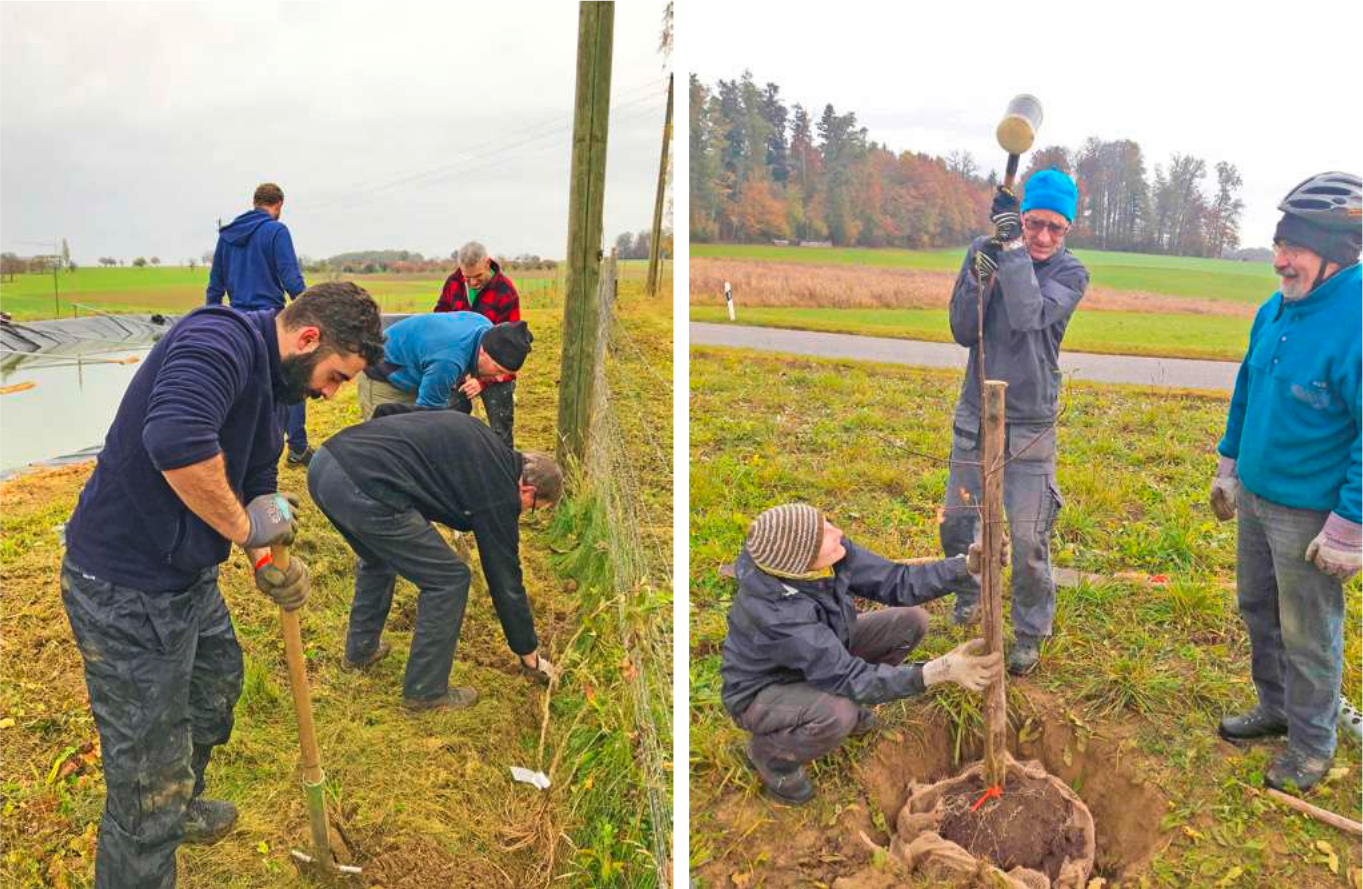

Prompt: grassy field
xmin=0 ymin=279 xmax=672 ymax=888
xmin=689 ymin=346 xmax=1361 ymax=888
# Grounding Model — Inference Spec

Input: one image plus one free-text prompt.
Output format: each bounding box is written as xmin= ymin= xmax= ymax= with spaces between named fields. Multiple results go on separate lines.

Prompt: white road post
xmin=724 ymin=281 xmax=735 ymax=321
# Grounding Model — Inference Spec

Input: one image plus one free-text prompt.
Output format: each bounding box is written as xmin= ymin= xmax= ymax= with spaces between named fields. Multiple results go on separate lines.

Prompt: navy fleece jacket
xmin=66 ymin=307 xmax=288 ymax=592
xmin=205 ymin=209 xmax=306 ymax=309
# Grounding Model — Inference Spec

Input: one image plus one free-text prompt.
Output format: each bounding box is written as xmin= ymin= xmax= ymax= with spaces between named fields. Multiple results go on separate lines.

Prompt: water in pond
xmin=0 ymin=350 xmax=151 ymax=476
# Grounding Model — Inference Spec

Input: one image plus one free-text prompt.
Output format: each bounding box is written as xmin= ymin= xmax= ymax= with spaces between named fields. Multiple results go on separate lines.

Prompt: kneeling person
xmin=307 ymin=407 xmax=562 ymax=709
xmin=722 ymin=504 xmax=1003 ymax=804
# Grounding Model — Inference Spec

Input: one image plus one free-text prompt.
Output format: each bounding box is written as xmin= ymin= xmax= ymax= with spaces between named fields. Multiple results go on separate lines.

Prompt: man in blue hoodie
xmin=206 ymin=182 xmax=313 ymax=465
xmin=1211 ymin=172 xmax=1361 ymax=794
xmin=61 ymin=282 xmax=385 ymax=888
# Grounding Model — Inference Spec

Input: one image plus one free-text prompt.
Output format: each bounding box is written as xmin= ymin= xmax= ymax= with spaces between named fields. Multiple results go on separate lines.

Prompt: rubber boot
xmin=744 ymin=742 xmax=814 ymax=805
xmin=1007 ymin=635 xmax=1041 ymax=675
xmin=182 ymin=797 xmax=239 ymax=845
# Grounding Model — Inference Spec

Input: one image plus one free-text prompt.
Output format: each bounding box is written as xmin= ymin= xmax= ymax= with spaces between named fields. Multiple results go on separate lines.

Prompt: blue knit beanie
xmin=1021 ymin=169 xmax=1078 ymax=222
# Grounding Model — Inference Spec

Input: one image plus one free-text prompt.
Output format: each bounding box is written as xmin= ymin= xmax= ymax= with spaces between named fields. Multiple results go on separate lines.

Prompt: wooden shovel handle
xmin=273 ymin=543 xmax=323 ymax=783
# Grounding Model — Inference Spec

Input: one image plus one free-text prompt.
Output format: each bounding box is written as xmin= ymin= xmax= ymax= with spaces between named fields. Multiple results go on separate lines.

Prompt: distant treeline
xmin=690 ymin=72 xmax=1247 ymax=258
xmin=308 ymin=250 xmax=558 ymax=275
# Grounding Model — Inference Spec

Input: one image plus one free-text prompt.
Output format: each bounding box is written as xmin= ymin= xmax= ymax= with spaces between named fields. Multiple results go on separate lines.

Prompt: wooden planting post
xmin=981 ymin=379 xmax=1008 ymax=787
xmin=645 ymin=72 xmax=673 ymax=298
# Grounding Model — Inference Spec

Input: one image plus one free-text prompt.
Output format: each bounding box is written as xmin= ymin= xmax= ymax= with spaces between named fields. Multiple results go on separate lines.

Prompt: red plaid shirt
xmin=434 ymin=260 xmax=521 ymax=382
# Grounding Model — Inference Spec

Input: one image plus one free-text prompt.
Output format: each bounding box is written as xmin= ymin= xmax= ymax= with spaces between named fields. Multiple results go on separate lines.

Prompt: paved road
xmin=690 ymin=322 xmax=1240 ymax=391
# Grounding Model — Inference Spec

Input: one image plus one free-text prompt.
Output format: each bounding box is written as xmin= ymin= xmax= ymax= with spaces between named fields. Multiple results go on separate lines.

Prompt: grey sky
xmin=1 ymin=2 xmax=672 ymax=265
xmin=685 ymin=0 xmax=1362 ymax=250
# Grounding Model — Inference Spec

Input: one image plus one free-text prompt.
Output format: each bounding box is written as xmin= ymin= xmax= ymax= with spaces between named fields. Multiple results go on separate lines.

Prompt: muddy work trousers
xmin=1236 ymin=487 xmax=1345 ymax=759
xmin=307 ymin=446 xmax=475 ymax=702
xmin=60 ymin=558 xmax=243 ymax=889
xmin=735 ymin=607 xmax=928 ymax=767
xmin=939 ymin=421 xmax=1063 ymax=640
xmin=449 ymin=379 xmax=516 ymax=450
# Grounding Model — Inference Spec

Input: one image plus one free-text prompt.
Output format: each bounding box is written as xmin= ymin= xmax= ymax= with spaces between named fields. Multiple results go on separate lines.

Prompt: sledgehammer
xmin=996 ymin=94 xmax=1043 ymax=190
xmin=273 ymin=543 xmax=363 ymax=884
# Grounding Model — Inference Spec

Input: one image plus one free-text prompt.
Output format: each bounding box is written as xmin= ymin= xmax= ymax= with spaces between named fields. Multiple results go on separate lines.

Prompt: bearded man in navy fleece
xmin=60 ymin=282 xmax=384 ymax=888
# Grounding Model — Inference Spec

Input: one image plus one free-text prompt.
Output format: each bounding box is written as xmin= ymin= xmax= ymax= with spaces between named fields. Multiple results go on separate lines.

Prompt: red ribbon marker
xmin=971 ymin=784 xmax=1002 ymax=812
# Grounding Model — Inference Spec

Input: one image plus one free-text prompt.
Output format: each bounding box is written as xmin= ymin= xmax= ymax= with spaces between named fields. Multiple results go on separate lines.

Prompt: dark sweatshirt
xmin=205 ymin=209 xmax=306 ymax=309
xmin=66 ymin=307 xmax=287 ymax=592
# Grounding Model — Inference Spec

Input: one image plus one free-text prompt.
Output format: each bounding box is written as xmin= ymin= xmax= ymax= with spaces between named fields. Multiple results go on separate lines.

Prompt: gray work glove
xmin=1209 ymin=456 xmax=1237 ymax=522
xmin=922 ymin=639 xmax=1003 ymax=692
xmin=255 ymin=553 xmax=310 ymax=612
xmin=966 ymin=534 xmax=1010 ymax=577
xmin=973 ymin=238 xmax=1002 ymax=282
xmin=519 ymin=653 xmax=558 ymax=685
xmin=1305 ymin=514 xmax=1361 ymax=581
xmin=242 ymin=492 xmax=300 ymax=549
xmin=990 ymin=186 xmax=1022 ymax=242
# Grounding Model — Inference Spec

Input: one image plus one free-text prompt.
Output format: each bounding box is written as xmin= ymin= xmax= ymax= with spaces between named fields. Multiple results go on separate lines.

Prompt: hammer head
xmin=291 ymin=848 xmax=364 ymax=885
xmin=996 ymin=94 xmax=1043 ymax=155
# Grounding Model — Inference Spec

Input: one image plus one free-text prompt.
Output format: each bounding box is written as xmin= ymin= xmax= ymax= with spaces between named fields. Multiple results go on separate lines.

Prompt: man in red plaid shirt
xmin=434 ymin=241 xmax=521 ymax=447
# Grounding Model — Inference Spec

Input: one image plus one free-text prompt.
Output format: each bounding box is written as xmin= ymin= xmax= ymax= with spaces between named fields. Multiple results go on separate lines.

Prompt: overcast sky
xmin=684 ymin=0 xmax=1362 ymax=250
xmin=1 ymin=2 xmax=671 ymax=265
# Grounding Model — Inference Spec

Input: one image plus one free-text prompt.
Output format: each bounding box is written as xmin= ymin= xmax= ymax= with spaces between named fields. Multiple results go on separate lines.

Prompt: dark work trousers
xmin=60 ymin=558 xmax=243 ymax=889
xmin=307 ymin=446 xmax=473 ymax=702
xmin=276 ymin=401 xmax=308 ymax=455
xmin=449 ymin=379 xmax=516 ymax=450
xmin=1237 ymin=486 xmax=1344 ymax=759
xmin=735 ymin=607 xmax=929 ymax=766
xmin=940 ymin=421 xmax=1064 ymax=639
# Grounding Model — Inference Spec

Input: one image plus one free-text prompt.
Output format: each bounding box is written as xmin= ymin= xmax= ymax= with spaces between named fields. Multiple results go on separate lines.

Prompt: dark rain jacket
xmin=205 ymin=209 xmax=306 ymax=309
xmin=720 ymin=539 xmax=970 ymax=718
xmin=949 ymin=237 xmax=1089 ymax=428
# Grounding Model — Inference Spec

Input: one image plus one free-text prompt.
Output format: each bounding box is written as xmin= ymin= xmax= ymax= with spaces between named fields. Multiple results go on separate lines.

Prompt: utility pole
xmin=645 ymin=72 xmax=673 ymax=297
xmin=556 ymin=1 xmax=614 ymax=469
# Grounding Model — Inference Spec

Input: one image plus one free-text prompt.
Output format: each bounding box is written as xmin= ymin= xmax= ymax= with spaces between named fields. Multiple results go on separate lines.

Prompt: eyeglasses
xmin=1024 ymin=218 xmax=1069 ymax=236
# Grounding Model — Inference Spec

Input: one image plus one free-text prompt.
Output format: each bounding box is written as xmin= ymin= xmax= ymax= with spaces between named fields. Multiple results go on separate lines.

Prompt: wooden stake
xmin=1265 ymin=787 xmax=1363 ymax=837
xmin=981 ymin=380 xmax=1008 ymax=787
xmin=556 ymin=1 xmax=615 ymax=470
xmin=645 ymin=72 xmax=673 ymax=297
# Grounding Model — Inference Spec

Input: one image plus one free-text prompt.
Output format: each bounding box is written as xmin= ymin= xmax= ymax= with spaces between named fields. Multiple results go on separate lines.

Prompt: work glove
xmin=972 ymin=238 xmax=1003 ymax=282
xmin=242 ymin=492 xmax=300 ymax=549
xmin=519 ymin=653 xmax=558 ymax=685
xmin=254 ymin=552 xmax=310 ymax=612
xmin=1305 ymin=514 xmax=1361 ymax=581
xmin=990 ymin=186 xmax=1022 ymax=242
xmin=922 ymin=639 xmax=1003 ymax=692
xmin=1209 ymin=456 xmax=1237 ymax=522
xmin=966 ymin=535 xmax=1010 ymax=577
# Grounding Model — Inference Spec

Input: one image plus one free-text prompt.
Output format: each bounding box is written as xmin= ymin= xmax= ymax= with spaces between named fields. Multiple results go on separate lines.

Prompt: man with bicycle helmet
xmin=1212 ymin=172 xmax=1361 ymax=792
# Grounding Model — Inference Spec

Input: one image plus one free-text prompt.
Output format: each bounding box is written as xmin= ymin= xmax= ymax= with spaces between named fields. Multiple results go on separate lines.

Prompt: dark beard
xmin=279 ymin=351 xmax=322 ymax=404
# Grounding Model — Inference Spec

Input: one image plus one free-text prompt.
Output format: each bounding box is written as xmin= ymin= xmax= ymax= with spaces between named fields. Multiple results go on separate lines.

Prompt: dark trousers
xmin=61 ymin=559 xmax=243 ymax=889
xmin=450 ymin=379 xmax=516 ymax=450
xmin=276 ymin=401 xmax=308 ymax=454
xmin=735 ymin=607 xmax=929 ymax=766
xmin=307 ymin=446 xmax=473 ymax=701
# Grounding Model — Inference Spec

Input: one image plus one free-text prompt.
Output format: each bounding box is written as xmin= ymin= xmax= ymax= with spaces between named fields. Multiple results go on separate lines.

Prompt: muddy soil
xmin=937 ymin=773 xmax=1088 ymax=882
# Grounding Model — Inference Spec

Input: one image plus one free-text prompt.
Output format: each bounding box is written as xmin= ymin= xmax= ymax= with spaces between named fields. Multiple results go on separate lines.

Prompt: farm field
xmin=0 ymin=279 xmax=673 ymax=888
xmin=689 ymin=346 xmax=1361 ymax=888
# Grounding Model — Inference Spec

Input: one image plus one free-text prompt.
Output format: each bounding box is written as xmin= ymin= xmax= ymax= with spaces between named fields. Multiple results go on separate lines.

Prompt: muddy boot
xmin=404 ymin=687 xmax=478 ymax=712
xmin=286 ymin=446 xmax=316 ymax=466
xmin=1007 ymin=635 xmax=1041 ymax=675
xmin=1265 ymin=747 xmax=1332 ymax=793
xmin=182 ymin=797 xmax=239 ymax=845
xmin=850 ymin=707 xmax=879 ymax=737
xmin=745 ymin=742 xmax=814 ymax=806
xmin=1217 ymin=706 xmax=1288 ymax=743
xmin=951 ymin=597 xmax=980 ymax=627
xmin=343 ymin=640 xmax=392 ymax=672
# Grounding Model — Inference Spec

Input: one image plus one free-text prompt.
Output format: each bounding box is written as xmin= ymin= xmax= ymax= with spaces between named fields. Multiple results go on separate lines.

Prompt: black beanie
xmin=1275 ymin=214 xmax=1362 ymax=268
xmin=482 ymin=321 xmax=533 ymax=371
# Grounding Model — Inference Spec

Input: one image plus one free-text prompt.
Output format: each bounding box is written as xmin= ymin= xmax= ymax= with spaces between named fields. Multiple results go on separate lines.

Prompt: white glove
xmin=922 ymin=639 xmax=1003 ymax=693
xmin=1209 ymin=456 xmax=1237 ymax=522
xmin=966 ymin=533 xmax=1010 ymax=577
xmin=1305 ymin=515 xmax=1361 ymax=581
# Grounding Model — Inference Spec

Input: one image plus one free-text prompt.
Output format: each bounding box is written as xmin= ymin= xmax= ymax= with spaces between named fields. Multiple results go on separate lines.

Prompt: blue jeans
xmin=939 ymin=420 xmax=1063 ymax=639
xmin=1236 ymin=486 xmax=1343 ymax=758
xmin=278 ymin=401 xmax=308 ymax=454
xmin=61 ymin=560 xmax=242 ymax=889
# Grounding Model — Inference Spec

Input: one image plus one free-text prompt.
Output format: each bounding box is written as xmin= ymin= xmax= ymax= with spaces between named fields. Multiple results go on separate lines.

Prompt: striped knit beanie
xmin=745 ymin=504 xmax=824 ymax=578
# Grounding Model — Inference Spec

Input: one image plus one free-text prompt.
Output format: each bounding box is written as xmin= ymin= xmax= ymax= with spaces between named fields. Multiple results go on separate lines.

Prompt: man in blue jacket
xmin=206 ymin=182 xmax=313 ymax=465
xmin=939 ymin=169 xmax=1089 ymax=676
xmin=722 ymin=504 xmax=1003 ymax=804
xmin=1211 ymin=172 xmax=1361 ymax=793
xmin=356 ymin=313 xmax=532 ymax=421
xmin=61 ymin=282 xmax=385 ymax=888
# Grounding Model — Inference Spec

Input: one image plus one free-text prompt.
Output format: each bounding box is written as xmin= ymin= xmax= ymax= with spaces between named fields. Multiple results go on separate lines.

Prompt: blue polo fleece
xmin=205 ymin=209 xmax=306 ymax=309
xmin=1219 ymin=262 xmax=1361 ymax=523
xmin=382 ymin=312 xmax=491 ymax=408
xmin=66 ymin=307 xmax=288 ymax=592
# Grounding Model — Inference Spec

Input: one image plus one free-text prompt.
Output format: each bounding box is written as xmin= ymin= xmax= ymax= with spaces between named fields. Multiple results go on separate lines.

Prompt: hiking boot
xmin=745 ymin=742 xmax=814 ymax=806
xmin=1007 ymin=635 xmax=1041 ymax=675
xmin=1218 ymin=707 xmax=1288 ymax=743
xmin=343 ymin=641 xmax=391 ymax=672
xmin=951 ymin=597 xmax=980 ymax=627
xmin=403 ymin=687 xmax=478 ymax=712
xmin=1265 ymin=747 xmax=1332 ymax=793
xmin=286 ymin=447 xmax=315 ymax=466
xmin=182 ymin=797 xmax=238 ymax=845
xmin=850 ymin=707 xmax=879 ymax=737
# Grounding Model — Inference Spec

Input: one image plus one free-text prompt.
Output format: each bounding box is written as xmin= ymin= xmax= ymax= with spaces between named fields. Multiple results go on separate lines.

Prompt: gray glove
xmin=243 ymin=492 xmax=300 ymax=549
xmin=1305 ymin=515 xmax=1361 ymax=581
xmin=922 ymin=639 xmax=1003 ymax=692
xmin=255 ymin=554 xmax=310 ymax=612
xmin=1209 ymin=457 xmax=1237 ymax=522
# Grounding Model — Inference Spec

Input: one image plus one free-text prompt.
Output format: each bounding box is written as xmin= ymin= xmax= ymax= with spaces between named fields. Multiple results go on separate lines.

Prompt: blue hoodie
xmin=380 ymin=312 xmax=491 ymax=408
xmin=1219 ymin=262 xmax=1361 ymax=523
xmin=205 ymin=209 xmax=306 ymax=309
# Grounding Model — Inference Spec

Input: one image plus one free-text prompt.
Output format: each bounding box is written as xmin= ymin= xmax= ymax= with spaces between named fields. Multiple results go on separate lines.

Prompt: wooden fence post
xmin=645 ymin=73 xmax=673 ymax=297
xmin=981 ymin=379 xmax=1008 ymax=787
